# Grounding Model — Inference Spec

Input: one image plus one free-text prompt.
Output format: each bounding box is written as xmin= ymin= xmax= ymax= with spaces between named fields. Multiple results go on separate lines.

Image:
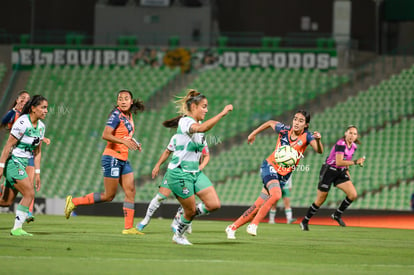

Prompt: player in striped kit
xmin=225 ymin=110 xmax=323 ymax=239
xmin=163 ymin=89 xmax=232 ymax=245
xmin=136 ymin=134 xmax=209 ymax=232
xmin=300 ymin=125 xmax=365 ymax=231
xmin=1 ymin=91 xmax=51 ymax=223
xmin=0 ymin=95 xmax=48 ymax=236
xmin=64 ymin=90 xmax=145 ymax=235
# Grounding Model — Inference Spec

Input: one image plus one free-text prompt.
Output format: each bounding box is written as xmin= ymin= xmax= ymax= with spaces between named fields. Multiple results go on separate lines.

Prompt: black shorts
xmin=317 ymin=164 xmax=350 ymax=192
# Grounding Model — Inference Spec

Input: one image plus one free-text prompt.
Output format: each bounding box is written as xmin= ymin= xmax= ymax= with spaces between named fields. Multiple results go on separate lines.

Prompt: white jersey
xmin=10 ymin=114 xmax=45 ymax=159
xmin=166 ymin=134 xmax=177 ymax=152
xmin=168 ymin=116 xmax=207 ymax=173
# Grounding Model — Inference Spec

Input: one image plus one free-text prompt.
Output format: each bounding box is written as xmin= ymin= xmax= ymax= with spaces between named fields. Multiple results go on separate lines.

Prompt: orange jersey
xmin=2 ymin=108 xmax=21 ymax=130
xmin=266 ymin=122 xmax=314 ymax=176
xmin=102 ymin=107 xmax=135 ymax=161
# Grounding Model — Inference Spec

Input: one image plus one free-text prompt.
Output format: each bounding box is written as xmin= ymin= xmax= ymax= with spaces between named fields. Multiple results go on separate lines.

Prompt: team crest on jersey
xmin=297 ymin=140 xmax=303 ymax=146
xmin=182 ymin=187 xmax=190 ymax=195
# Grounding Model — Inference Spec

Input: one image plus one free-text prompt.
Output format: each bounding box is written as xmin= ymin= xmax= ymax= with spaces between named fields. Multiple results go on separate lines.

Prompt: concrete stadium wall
xmin=94 ymin=4 xmax=212 ymax=46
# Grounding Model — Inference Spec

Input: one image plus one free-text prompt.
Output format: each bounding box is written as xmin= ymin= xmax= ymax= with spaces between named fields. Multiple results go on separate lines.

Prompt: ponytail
xmin=163 ymin=89 xmax=206 ymax=128
xmin=130 ymin=98 xmax=145 ymax=114
xmin=162 ymin=115 xmax=182 ymax=128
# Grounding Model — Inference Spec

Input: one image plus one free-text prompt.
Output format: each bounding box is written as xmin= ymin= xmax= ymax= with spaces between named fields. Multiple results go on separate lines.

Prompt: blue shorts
xmin=260 ymin=160 xmax=291 ymax=188
xmin=28 ymin=156 xmax=34 ymax=167
xmin=101 ymin=155 xmax=133 ymax=178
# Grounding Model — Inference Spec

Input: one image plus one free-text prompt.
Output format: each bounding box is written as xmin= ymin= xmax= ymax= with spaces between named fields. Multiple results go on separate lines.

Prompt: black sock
xmin=334 ymin=197 xmax=353 ymax=217
xmin=303 ymin=203 xmax=320 ymax=222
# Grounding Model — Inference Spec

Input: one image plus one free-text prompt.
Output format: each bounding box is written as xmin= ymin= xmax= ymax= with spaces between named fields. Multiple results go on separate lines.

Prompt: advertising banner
xmin=12 ymin=46 xmax=337 ymax=71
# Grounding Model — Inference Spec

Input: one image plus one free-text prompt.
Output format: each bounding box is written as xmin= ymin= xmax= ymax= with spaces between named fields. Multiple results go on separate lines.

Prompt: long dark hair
xmin=115 ymin=89 xmax=145 ymax=114
xmin=21 ymin=95 xmax=48 ymax=115
xmin=163 ymin=89 xmax=206 ymax=128
xmin=296 ymin=110 xmax=311 ymax=130
xmin=342 ymin=125 xmax=361 ymax=144
xmin=1 ymin=91 xmax=30 ymax=128
xmin=10 ymin=90 xmax=30 ymax=109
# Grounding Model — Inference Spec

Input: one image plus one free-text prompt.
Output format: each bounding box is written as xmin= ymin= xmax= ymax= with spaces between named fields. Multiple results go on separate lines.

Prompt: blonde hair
xmin=163 ymin=89 xmax=206 ymax=128
xmin=175 ymin=89 xmax=201 ymax=115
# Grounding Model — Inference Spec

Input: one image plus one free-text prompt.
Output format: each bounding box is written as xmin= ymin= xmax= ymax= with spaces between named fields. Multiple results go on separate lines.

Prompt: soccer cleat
xmin=246 ymin=224 xmax=258 ymax=236
xmin=122 ymin=228 xmax=145 ymax=235
xmin=10 ymin=228 xmax=33 ymax=236
xmin=170 ymin=216 xmax=179 ymax=233
xmin=287 ymin=218 xmax=297 ymax=224
xmin=186 ymin=224 xmax=192 ymax=234
xmin=136 ymin=222 xmax=147 ymax=232
xmin=172 ymin=233 xmax=192 ymax=245
xmin=170 ymin=206 xmax=183 ymax=233
xmin=300 ymin=220 xmax=309 ymax=231
xmin=268 ymin=219 xmax=275 ymax=224
xmin=26 ymin=215 xmax=35 ymax=223
xmin=225 ymin=225 xmax=236 ymax=240
xmin=331 ymin=214 xmax=346 ymax=227
xmin=64 ymin=195 xmax=76 ymax=219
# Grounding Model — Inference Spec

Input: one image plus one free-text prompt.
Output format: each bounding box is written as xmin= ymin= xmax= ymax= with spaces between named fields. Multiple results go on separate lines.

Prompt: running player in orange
xmin=0 ymin=91 xmax=50 ymax=223
xmin=64 ymin=90 xmax=145 ymax=235
xmin=226 ymin=110 xmax=323 ymax=239
xmin=268 ymin=176 xmax=296 ymax=224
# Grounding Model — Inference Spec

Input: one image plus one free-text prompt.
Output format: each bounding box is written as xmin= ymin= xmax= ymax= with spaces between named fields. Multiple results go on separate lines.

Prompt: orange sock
xmin=232 ymin=192 xmax=268 ymax=229
xmin=72 ymin=193 xmax=98 ymax=206
xmin=29 ymin=199 xmax=34 ymax=214
xmin=123 ymin=202 xmax=135 ymax=229
xmin=251 ymin=187 xmax=281 ymax=226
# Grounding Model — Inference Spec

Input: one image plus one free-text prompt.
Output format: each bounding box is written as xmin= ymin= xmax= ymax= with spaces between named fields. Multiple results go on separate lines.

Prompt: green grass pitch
xmin=0 ymin=214 xmax=413 ymax=274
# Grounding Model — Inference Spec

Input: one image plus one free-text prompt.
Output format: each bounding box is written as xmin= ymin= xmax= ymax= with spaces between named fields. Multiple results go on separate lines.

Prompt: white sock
xmin=285 ymin=208 xmax=293 ymax=221
xmin=269 ymin=209 xmax=276 ymax=221
xmin=13 ymin=210 xmax=28 ymax=230
xmin=142 ymin=194 xmax=165 ymax=225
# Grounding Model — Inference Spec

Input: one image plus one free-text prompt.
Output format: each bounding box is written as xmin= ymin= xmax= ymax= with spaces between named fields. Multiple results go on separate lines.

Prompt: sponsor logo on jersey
xmin=111 ymin=167 xmax=120 ymax=177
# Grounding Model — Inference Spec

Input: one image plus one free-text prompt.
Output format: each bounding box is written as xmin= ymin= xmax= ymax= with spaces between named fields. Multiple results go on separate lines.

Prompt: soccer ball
xmin=274 ymin=145 xmax=299 ymax=168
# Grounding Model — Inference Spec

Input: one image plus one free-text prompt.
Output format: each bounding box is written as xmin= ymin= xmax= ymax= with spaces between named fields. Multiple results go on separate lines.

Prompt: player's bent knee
xmin=102 ymin=194 xmax=116 ymax=202
xmin=349 ymin=192 xmax=357 ymax=201
xmin=208 ymin=202 xmax=221 ymax=212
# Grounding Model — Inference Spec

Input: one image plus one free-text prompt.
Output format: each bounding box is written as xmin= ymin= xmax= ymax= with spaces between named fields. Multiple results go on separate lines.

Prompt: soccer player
xmin=1 ymin=91 xmax=31 ymax=130
xmin=225 ymin=110 xmax=323 ymax=239
xmin=268 ymin=176 xmax=296 ymax=224
xmin=64 ymin=90 xmax=145 ymax=235
xmin=0 ymin=91 xmax=50 ymax=223
xmin=300 ymin=125 xmax=365 ymax=231
xmin=136 ymin=135 xmax=209 ymax=232
xmin=163 ymin=89 xmax=232 ymax=245
xmin=0 ymin=95 xmax=48 ymax=236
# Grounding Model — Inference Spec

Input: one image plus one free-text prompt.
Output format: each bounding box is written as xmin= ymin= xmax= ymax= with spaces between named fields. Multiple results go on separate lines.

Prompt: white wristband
xmin=35 ymin=169 xmax=41 ymax=174
xmin=0 ymin=163 xmax=4 ymax=168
